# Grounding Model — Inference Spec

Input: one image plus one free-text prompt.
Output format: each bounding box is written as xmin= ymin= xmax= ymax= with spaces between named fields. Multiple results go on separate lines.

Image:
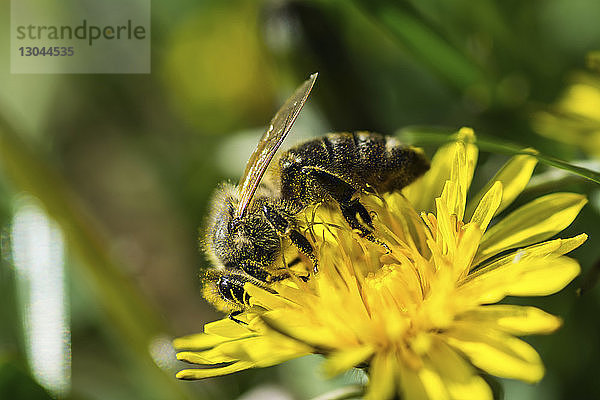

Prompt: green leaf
xmin=397 ymin=126 xmax=600 ymax=185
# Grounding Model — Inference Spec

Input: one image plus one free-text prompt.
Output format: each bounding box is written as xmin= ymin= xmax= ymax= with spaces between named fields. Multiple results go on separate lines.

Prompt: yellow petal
xmin=445 ymin=327 xmax=545 ymax=383
xmin=322 ymin=345 xmax=375 ymax=377
xmin=458 ymin=256 xmax=580 ymax=304
xmin=457 ymin=305 xmax=562 ymax=335
xmin=506 ymin=256 xmax=580 ymax=297
xmin=192 ymin=337 xmax=268 ymax=364
xmin=435 ymin=195 xmax=456 ymax=253
xmin=211 ymin=336 xmax=286 ymax=364
xmin=261 ymin=311 xmax=339 ymax=349
xmin=243 ymin=337 xmax=309 ymax=367
xmin=175 ymin=361 xmax=255 ymax=380
xmin=554 ymin=232 xmax=588 ymax=255
xmin=469 ymin=181 xmax=502 ymax=233
xmin=365 ymin=352 xmax=396 ymax=400
xmin=465 ymin=234 xmax=586 ymax=282
xmin=475 ymin=193 xmax=587 ymax=264
xmin=397 ymin=360 xmax=430 ymax=400
xmin=204 ymin=318 xmax=254 ymax=338
xmin=173 ymin=332 xmax=231 ymax=350
xmin=404 ymin=128 xmax=477 ymax=213
xmin=454 ymin=223 xmax=483 ymax=280
xmin=417 ymin=366 xmax=449 ymax=400
xmin=457 ymin=127 xmax=478 ymax=199
xmin=449 ymin=139 xmax=474 ymax=221
xmin=189 ymin=334 xmax=300 ymax=365
xmin=427 ymin=341 xmax=493 ymax=400
xmin=176 ymin=349 xmax=236 ymax=364
xmin=404 ymin=145 xmax=454 ymax=213
xmin=466 ymin=155 xmax=537 ymax=219
xmin=245 ymin=283 xmax=296 ymax=310
xmin=448 ymin=146 xmax=465 ymax=219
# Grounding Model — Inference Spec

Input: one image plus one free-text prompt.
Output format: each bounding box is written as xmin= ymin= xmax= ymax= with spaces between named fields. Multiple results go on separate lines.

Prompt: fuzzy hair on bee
xmin=203 ymin=182 xmax=283 ymax=275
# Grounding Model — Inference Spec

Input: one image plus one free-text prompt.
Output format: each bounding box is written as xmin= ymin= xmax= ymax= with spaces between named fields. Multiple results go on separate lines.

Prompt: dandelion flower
xmin=532 ymin=72 xmax=600 ymax=156
xmin=175 ymin=128 xmax=587 ymax=400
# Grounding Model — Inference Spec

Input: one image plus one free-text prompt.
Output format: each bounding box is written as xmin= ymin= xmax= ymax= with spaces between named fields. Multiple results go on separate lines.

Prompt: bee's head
xmin=204 ymin=183 xmax=280 ymax=273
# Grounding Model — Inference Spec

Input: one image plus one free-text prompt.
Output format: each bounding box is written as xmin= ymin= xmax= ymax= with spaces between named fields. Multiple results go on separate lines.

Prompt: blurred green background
xmin=1 ymin=0 xmax=600 ymax=399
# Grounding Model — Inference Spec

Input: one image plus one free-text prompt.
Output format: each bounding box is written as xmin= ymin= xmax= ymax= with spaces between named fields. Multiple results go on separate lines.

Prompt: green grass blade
xmin=398 ymin=126 xmax=600 ymax=185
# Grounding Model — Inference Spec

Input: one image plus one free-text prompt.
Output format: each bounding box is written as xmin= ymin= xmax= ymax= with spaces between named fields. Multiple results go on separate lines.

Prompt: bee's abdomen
xmin=279 ymin=132 xmax=429 ymax=205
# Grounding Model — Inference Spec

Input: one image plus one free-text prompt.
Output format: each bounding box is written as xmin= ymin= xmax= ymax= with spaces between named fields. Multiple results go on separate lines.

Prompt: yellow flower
xmin=532 ymin=72 xmax=600 ymax=156
xmin=174 ymin=128 xmax=587 ymax=400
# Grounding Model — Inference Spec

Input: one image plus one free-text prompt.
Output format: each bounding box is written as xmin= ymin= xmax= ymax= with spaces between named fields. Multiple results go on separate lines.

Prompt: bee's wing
xmin=236 ymin=72 xmax=318 ymax=218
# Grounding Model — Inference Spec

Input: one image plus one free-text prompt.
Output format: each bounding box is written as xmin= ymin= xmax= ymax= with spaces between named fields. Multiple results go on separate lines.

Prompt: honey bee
xmin=202 ymin=73 xmax=429 ymax=318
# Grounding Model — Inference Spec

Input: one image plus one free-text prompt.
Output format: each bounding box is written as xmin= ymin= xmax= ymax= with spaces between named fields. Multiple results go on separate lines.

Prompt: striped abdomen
xmin=278 ymin=132 xmax=429 ymax=208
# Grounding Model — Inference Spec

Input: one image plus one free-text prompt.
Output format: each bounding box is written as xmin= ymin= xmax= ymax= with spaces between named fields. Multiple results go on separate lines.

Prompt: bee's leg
xmin=238 ymin=261 xmax=271 ymax=283
xmin=302 ymin=166 xmax=373 ymax=237
xmin=268 ymin=274 xmax=289 ymax=282
xmin=289 ymin=229 xmax=318 ymax=273
xmin=235 ymin=259 xmax=294 ymax=284
xmin=303 ymin=167 xmax=390 ymax=251
xmin=228 ymin=310 xmax=248 ymax=325
xmin=239 ymin=262 xmax=298 ymax=286
xmin=262 ymin=203 xmax=318 ymax=273
xmin=274 ymin=258 xmax=310 ymax=282
xmin=275 ymin=257 xmax=306 ymax=273
xmin=287 ymin=256 xmax=301 ymax=268
xmin=340 ymin=199 xmax=374 ymax=231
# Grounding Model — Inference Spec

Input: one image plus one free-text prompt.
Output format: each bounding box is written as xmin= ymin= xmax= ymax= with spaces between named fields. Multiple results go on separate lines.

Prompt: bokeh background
xmin=1 ymin=1 xmax=600 ymax=399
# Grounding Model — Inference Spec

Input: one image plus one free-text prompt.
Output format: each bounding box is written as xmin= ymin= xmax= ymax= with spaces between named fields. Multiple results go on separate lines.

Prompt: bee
xmin=202 ymin=73 xmax=429 ymax=317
